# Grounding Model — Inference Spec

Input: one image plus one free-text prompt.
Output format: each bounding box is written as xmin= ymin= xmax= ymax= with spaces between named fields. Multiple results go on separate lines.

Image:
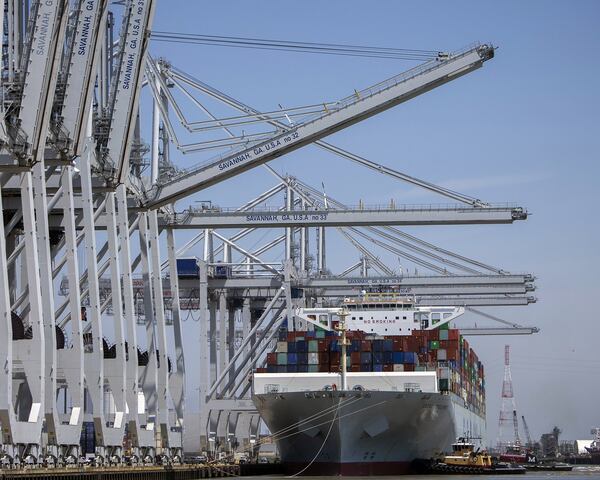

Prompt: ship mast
xmin=337 ymin=308 xmax=350 ymax=391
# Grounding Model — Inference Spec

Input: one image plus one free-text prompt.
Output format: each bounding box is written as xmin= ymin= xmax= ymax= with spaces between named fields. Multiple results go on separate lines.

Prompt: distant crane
xmin=497 ymin=345 xmax=521 ymax=450
xmin=522 ymin=415 xmax=533 ymax=449
xmin=512 ymin=410 xmax=522 ymax=447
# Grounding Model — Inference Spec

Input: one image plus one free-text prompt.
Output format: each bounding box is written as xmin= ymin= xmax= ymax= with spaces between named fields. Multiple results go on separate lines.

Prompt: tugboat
xmin=499 ymin=444 xmax=527 ymax=463
xmin=431 ymin=438 xmax=526 ymax=474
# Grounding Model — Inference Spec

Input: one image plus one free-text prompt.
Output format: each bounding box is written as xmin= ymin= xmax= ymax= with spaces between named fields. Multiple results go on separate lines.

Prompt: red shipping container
xmin=350 ymin=365 xmax=360 ymax=372
xmin=383 ymin=364 xmax=393 ymax=372
xmin=267 ymin=352 xmax=277 ymax=365
xmin=318 ymin=352 xmax=330 ymax=364
xmin=448 ymin=329 xmax=459 ymax=340
xmin=330 ymin=352 xmax=340 ymax=363
xmin=403 ymin=364 xmax=415 ymax=372
xmin=318 ymin=340 xmax=327 ymax=352
xmin=392 ymin=338 xmax=402 ymax=351
xmin=361 ymin=340 xmax=372 ymax=351
xmin=318 ymin=365 xmax=329 ymax=373
xmin=350 ymin=352 xmax=361 ymax=364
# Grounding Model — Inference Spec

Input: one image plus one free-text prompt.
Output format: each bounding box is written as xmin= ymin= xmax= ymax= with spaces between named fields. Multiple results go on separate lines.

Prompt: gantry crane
xmin=0 ymin=0 xmax=539 ymax=465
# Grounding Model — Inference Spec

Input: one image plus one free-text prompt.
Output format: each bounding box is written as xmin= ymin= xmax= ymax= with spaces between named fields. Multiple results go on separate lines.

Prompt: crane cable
xmin=151 ymin=31 xmax=441 ymax=61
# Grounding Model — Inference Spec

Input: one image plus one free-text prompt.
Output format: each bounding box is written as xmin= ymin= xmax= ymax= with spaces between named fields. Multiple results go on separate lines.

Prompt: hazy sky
xmin=144 ymin=1 xmax=600 ymax=443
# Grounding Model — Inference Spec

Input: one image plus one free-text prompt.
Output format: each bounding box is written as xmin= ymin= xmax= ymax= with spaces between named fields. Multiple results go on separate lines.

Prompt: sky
xmin=142 ymin=0 xmax=600 ymax=444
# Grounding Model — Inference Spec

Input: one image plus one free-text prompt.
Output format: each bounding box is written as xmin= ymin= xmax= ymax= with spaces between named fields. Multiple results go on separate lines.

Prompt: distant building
xmin=541 ymin=433 xmax=559 ymax=457
xmin=574 ymin=440 xmax=593 ymax=455
xmin=559 ymin=440 xmax=575 ymax=456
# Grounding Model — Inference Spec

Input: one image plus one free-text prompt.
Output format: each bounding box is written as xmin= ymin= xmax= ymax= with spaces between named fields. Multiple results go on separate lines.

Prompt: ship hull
xmin=253 ymin=390 xmax=485 ymax=475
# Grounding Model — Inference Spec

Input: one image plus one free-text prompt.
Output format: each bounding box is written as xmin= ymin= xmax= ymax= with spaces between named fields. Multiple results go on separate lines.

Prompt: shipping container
xmin=176 ymin=258 xmax=199 ymax=278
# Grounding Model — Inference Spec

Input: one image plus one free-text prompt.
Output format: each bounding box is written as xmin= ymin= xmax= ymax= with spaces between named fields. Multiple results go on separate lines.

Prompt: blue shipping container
xmin=176 ymin=258 xmax=200 ymax=278
xmin=297 ymin=352 xmax=308 ymax=364
xmin=287 ymin=353 xmax=298 ymax=364
xmin=393 ymin=352 xmax=404 ymax=363
xmin=297 ymin=340 xmax=307 ymax=352
xmin=373 ymin=352 xmax=384 ymax=364
xmin=383 ymin=339 xmax=393 ymax=351
xmin=404 ymin=352 xmax=417 ymax=364
xmin=360 ymin=352 xmax=372 ymax=363
xmin=287 ymin=342 xmax=297 ymax=353
xmin=373 ymin=364 xmax=383 ymax=372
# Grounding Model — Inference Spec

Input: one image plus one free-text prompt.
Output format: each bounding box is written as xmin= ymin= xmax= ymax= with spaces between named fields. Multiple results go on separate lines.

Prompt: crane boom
xmin=512 ymin=410 xmax=521 ymax=446
xmin=164 ymin=204 xmax=526 ymax=229
xmin=522 ymin=415 xmax=533 ymax=447
xmin=101 ymin=0 xmax=155 ymax=182
xmin=12 ymin=0 xmax=68 ymax=158
xmin=147 ymin=43 xmax=494 ymax=208
xmin=59 ymin=0 xmax=109 ymax=155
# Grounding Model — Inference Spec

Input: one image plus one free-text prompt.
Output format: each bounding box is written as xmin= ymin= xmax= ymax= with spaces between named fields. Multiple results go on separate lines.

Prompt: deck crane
xmin=147 ymin=43 xmax=495 ymax=208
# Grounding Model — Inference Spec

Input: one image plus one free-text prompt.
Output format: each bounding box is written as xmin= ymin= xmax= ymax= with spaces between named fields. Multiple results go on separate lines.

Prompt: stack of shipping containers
xmin=260 ymin=327 xmax=485 ymax=416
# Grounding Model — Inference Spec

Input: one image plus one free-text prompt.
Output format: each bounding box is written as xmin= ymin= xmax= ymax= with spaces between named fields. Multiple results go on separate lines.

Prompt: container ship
xmin=251 ymin=294 xmax=486 ymax=475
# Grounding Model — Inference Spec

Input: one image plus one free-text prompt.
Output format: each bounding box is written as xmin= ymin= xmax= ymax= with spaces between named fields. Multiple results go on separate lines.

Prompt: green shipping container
xmin=277 ymin=353 xmax=287 ymax=365
xmin=430 ymin=340 xmax=440 ymax=350
xmin=308 ymin=365 xmax=319 ymax=373
xmin=316 ymin=330 xmax=325 ymax=339
xmin=308 ymin=340 xmax=319 ymax=352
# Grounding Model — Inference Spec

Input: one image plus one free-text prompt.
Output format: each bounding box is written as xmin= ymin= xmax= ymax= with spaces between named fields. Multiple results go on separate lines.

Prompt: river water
xmin=238 ymin=466 xmax=600 ymax=479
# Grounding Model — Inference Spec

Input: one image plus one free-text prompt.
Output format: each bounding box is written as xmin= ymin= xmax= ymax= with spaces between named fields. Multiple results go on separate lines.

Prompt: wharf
xmin=0 ymin=464 xmax=239 ymax=480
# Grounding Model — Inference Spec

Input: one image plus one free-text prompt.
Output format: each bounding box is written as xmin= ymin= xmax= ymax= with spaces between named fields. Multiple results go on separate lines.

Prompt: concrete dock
xmin=0 ymin=464 xmax=240 ymax=480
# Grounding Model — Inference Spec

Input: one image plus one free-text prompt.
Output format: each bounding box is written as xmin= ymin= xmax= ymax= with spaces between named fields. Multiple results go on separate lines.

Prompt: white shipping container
xmin=393 ymin=364 xmax=404 ymax=372
xmin=308 ymin=353 xmax=319 ymax=365
xmin=276 ymin=342 xmax=288 ymax=353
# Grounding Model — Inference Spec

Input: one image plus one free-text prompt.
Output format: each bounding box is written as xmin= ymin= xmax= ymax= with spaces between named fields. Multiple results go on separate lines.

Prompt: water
xmin=236 ymin=467 xmax=600 ymax=479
